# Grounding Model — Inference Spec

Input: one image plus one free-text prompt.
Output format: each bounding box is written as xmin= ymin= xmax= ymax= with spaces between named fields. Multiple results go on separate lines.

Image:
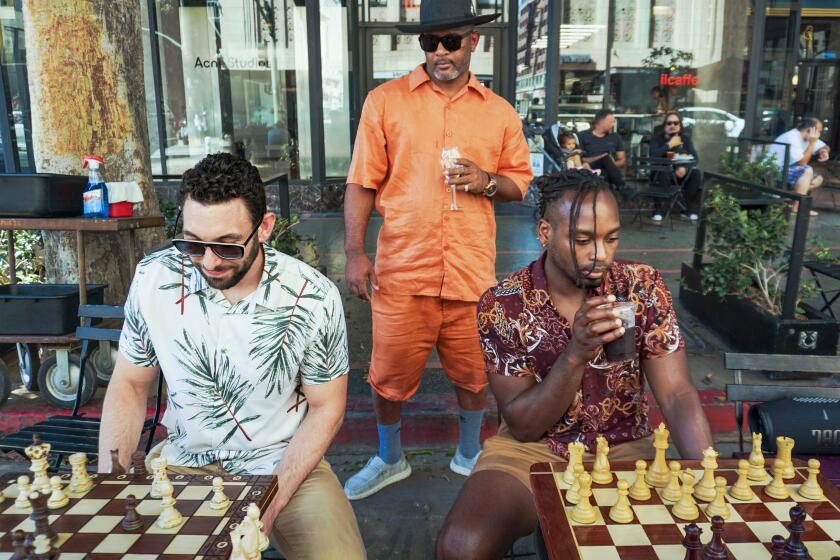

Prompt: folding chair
xmin=0 ymin=305 xmax=164 ymax=470
xmin=628 ymin=156 xmax=686 ymax=230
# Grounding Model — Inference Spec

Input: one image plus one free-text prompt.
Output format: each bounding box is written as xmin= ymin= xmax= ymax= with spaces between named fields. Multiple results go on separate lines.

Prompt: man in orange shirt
xmin=343 ymin=0 xmax=533 ymax=500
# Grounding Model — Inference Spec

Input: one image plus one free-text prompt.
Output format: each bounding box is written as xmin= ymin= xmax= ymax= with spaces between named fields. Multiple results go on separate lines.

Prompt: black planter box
xmin=679 ymin=263 xmax=839 ymax=355
xmin=0 ymin=284 xmax=106 ymax=336
xmin=0 ymin=173 xmax=86 ymax=217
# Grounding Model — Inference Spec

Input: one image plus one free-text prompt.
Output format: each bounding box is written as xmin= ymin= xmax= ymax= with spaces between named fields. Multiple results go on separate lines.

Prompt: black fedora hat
xmin=395 ymin=0 xmax=500 ymax=33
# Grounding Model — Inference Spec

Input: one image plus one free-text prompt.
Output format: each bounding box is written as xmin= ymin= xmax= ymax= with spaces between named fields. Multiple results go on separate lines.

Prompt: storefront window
xmin=0 ymin=2 xmax=32 ymax=172
xmin=150 ymin=0 xmax=312 ymax=180
xmin=321 ymin=0 xmax=352 ymax=177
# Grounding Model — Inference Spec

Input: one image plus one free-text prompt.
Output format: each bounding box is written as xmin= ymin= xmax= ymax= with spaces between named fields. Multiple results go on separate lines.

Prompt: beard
xmin=198 ymin=241 xmax=261 ymax=291
xmin=429 ymin=51 xmax=471 ymax=82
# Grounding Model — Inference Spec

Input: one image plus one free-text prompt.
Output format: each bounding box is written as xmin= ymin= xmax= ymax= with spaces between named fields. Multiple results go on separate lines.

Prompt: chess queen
xmin=438 ymin=170 xmax=715 ymax=558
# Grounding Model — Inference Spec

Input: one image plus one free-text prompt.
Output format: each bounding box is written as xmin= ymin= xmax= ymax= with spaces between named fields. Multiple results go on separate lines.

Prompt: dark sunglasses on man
xmin=418 ymin=31 xmax=473 ymax=53
xmin=665 ymin=120 xmax=681 ymax=127
xmin=171 ymin=209 xmax=262 ymax=260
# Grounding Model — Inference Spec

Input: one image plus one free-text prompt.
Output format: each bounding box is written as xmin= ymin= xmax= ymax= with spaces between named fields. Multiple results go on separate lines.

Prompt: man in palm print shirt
xmin=437 ymin=170 xmax=713 ymax=559
xmin=99 ymin=154 xmax=365 ymax=559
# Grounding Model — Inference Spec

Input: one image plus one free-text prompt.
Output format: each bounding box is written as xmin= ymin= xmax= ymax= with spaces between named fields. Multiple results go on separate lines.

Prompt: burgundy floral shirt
xmin=478 ymin=254 xmax=684 ymax=458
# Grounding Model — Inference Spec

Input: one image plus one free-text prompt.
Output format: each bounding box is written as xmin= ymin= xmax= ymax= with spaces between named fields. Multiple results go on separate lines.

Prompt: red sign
xmin=659 ymin=73 xmax=699 ymax=87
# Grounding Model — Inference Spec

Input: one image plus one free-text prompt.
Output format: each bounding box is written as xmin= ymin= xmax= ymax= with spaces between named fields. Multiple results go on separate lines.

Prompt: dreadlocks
xmin=536 ymin=169 xmax=613 ymax=286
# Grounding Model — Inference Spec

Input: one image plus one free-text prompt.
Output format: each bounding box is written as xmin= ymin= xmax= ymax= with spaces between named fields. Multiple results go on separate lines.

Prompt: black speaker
xmin=748 ymin=396 xmax=840 ymax=455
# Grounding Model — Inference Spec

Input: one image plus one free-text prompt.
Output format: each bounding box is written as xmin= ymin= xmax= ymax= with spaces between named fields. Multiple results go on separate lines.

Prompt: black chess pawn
xmin=122 ymin=494 xmax=144 ymax=531
xmin=131 ymin=451 xmax=147 ymax=476
xmin=10 ymin=529 xmax=26 ymax=560
xmin=110 ymin=449 xmax=126 ymax=475
xmin=784 ymin=505 xmax=809 ymax=559
xmin=683 ymin=523 xmax=703 ymax=560
xmin=702 ymin=516 xmax=728 ymax=560
xmin=770 ymin=535 xmax=786 ymax=560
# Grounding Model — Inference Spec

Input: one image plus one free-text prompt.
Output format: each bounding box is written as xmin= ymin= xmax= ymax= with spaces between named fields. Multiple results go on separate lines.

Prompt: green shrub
xmin=0 ymin=230 xmax=45 ymax=284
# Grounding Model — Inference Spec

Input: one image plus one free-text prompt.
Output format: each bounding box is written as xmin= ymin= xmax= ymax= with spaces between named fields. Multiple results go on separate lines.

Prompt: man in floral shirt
xmin=99 ymin=154 xmax=365 ymax=559
xmin=437 ymin=170 xmax=713 ymax=559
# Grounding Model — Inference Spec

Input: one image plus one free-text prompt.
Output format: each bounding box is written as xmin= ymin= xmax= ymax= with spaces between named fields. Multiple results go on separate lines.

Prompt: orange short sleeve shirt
xmin=347 ymin=64 xmax=533 ymax=302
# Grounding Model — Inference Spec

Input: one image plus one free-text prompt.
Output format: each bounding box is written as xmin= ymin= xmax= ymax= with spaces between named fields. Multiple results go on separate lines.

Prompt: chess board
xmin=531 ymin=459 xmax=840 ymax=560
xmin=0 ymin=471 xmax=277 ymax=559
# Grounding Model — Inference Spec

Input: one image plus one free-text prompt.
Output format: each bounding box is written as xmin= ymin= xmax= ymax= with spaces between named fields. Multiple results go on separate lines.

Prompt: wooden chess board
xmin=0 ymin=471 xmax=277 ymax=559
xmin=531 ymin=459 xmax=840 ymax=560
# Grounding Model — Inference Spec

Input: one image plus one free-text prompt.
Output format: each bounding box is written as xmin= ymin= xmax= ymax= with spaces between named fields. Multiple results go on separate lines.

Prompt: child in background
xmin=559 ymin=132 xmax=589 ymax=170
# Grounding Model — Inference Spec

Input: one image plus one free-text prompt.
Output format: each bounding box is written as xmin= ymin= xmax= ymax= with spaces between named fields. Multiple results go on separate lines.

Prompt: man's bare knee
xmin=437 ymin=519 xmax=487 ymax=560
xmin=813 ymin=174 xmax=824 ymax=189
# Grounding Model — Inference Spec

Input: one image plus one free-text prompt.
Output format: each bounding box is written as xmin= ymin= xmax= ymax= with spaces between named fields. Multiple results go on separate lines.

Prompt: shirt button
xmin=446 ymin=131 xmax=452 ymax=137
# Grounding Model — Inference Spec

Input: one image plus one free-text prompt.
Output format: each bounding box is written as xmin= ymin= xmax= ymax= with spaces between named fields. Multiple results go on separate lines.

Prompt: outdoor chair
xmin=0 ymin=304 xmax=164 ymax=470
xmin=627 ymin=156 xmax=686 ymax=230
xmin=724 ymin=352 xmax=840 ymax=484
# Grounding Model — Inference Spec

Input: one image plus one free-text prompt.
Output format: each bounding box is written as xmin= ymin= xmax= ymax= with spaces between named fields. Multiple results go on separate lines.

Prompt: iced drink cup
xmin=598 ymin=301 xmax=636 ymax=362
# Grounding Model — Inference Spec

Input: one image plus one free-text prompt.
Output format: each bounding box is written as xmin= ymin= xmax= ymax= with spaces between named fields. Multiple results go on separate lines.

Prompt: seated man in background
xmin=579 ymin=109 xmax=627 ymax=193
xmin=648 ymin=111 xmax=702 ymax=223
xmin=771 ymin=116 xmax=831 ymax=217
xmin=98 ymin=153 xmax=365 ymax=560
xmin=436 ymin=170 xmax=713 ymax=560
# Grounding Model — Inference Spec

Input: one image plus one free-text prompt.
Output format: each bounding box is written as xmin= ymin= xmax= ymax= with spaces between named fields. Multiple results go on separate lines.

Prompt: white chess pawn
xmin=156 ymin=480 xmax=184 ymax=529
xmin=798 ymin=458 xmax=825 ymax=501
xmin=210 ymin=477 xmax=231 ymax=510
xmin=246 ymin=503 xmax=269 ymax=551
xmin=662 ymin=461 xmax=682 ymax=502
xmin=14 ymin=475 xmax=31 ymax=509
xmin=47 ymin=475 xmax=69 ymax=509
xmin=33 ymin=533 xmax=52 ymax=555
xmin=628 ymin=460 xmax=651 ymax=501
xmin=68 ymin=452 xmax=93 ymax=494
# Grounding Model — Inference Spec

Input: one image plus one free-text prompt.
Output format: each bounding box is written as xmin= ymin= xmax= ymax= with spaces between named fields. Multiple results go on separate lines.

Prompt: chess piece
xmin=68 ymin=453 xmax=93 ymax=494
xmin=131 ymin=451 xmax=147 ymax=476
xmin=562 ymin=441 xmax=585 ymax=485
xmin=591 ymin=436 xmax=613 ymax=484
xmin=608 ymin=479 xmax=634 ymax=523
xmin=210 ymin=476 xmax=231 ymax=510
xmin=10 ymin=529 xmax=26 ymax=560
xmin=747 ymin=432 xmax=767 ymax=481
xmin=25 ymin=434 xmax=51 ymax=491
xmin=682 ymin=523 xmax=703 ymax=560
xmin=694 ymin=447 xmax=718 ymax=503
xmin=672 ymin=471 xmax=700 ymax=521
xmin=702 ymin=516 xmax=728 ymax=560
xmin=246 ymin=502 xmax=270 ymax=551
xmin=32 ymin=533 xmax=54 ymax=557
xmin=237 ymin=514 xmax=263 ymax=560
xmin=156 ymin=480 xmax=184 ymax=529
xmin=770 ymin=534 xmax=786 ymax=559
xmin=46 ymin=476 xmax=68 ymax=509
xmin=110 ymin=449 xmax=126 ymax=475
xmin=28 ymin=491 xmax=56 ymax=544
xmin=565 ymin=463 xmax=584 ymax=505
xmin=14 ymin=475 xmax=31 ymax=509
xmin=629 ymin=459 xmax=651 ymax=501
xmin=662 ymin=461 xmax=683 ymax=502
xmin=729 ymin=459 xmax=754 ymax=501
xmin=229 ymin=524 xmax=246 ymax=560
xmin=646 ymin=422 xmax=670 ymax=488
xmin=704 ymin=476 xmax=731 ymax=520
xmin=783 ymin=505 xmax=809 ymax=559
xmin=797 ymin=458 xmax=825 ymax=500
xmin=570 ymin=473 xmax=597 ymax=524
xmin=150 ymin=457 xmax=169 ymax=499
xmin=765 ymin=459 xmax=790 ymax=500
xmin=776 ymin=436 xmax=795 ymax=479
xmin=122 ymin=494 xmax=143 ymax=531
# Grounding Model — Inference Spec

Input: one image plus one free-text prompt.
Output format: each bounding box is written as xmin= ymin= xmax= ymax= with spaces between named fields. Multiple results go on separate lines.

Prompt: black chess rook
xmin=131 ymin=450 xmax=147 ymax=476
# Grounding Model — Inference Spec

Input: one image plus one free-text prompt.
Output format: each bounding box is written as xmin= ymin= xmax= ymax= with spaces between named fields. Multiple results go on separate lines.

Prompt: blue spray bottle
xmin=82 ymin=155 xmax=109 ymax=218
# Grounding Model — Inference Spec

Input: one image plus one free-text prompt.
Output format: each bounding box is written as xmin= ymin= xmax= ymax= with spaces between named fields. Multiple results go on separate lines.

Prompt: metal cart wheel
xmin=36 ymin=351 xmax=95 ymax=409
xmin=16 ymin=343 xmax=40 ymax=391
xmin=89 ymin=341 xmax=118 ymax=386
xmin=0 ymin=358 xmax=11 ymax=406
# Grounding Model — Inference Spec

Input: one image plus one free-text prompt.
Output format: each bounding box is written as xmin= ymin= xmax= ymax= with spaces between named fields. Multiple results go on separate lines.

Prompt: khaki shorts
xmin=147 ymin=442 xmax=366 ymax=560
xmin=473 ymin=424 xmax=657 ymax=493
xmin=369 ymin=291 xmax=486 ymax=401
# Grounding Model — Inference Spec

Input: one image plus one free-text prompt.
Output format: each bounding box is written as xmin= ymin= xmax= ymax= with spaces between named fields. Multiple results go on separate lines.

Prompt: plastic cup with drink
xmin=441 ymin=147 xmax=462 ymax=211
xmin=596 ymin=301 xmax=636 ymax=362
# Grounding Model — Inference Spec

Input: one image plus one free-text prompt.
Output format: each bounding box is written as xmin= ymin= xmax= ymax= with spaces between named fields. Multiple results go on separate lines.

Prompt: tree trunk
xmin=22 ymin=0 xmax=164 ymax=304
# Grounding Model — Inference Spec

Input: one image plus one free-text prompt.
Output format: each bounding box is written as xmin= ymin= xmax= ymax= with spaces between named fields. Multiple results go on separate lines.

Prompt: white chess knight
xmin=246 ymin=502 xmax=270 ymax=551
xmin=210 ymin=477 xmax=231 ymax=510
xmin=150 ymin=457 xmax=169 ymax=499
xmin=68 ymin=452 xmax=93 ymax=494
xmin=230 ymin=515 xmax=262 ymax=560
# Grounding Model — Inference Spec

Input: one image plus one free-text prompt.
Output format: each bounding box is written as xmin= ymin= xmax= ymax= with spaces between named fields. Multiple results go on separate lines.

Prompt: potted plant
xmin=679 ymin=185 xmax=839 ymax=355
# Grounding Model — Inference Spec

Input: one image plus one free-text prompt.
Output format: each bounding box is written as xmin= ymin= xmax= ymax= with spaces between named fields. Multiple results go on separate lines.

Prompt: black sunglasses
xmin=418 ymin=31 xmax=473 ymax=53
xmin=665 ymin=121 xmax=681 ymax=126
xmin=171 ymin=209 xmax=262 ymax=260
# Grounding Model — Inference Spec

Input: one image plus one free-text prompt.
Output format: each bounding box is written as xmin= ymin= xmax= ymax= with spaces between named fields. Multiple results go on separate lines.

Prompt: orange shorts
xmin=369 ymin=291 xmax=487 ymax=401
